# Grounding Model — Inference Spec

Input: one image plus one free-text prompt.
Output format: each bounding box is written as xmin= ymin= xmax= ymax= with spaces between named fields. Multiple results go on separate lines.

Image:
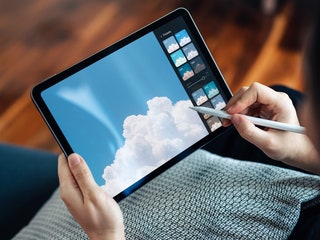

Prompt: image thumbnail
xmin=206 ymin=116 xmax=222 ymax=132
xmin=170 ymin=49 xmax=187 ymax=67
xmin=201 ymin=101 xmax=213 ymax=120
xmin=175 ymin=29 xmax=191 ymax=47
xmin=182 ymin=43 xmax=198 ymax=60
xmin=163 ymin=36 xmax=179 ymax=54
xmin=192 ymin=88 xmax=208 ymax=106
xmin=178 ymin=63 xmax=194 ymax=81
xmin=204 ymin=81 xmax=219 ymax=98
xmin=190 ymin=56 xmax=206 ymax=74
xmin=210 ymin=94 xmax=226 ymax=110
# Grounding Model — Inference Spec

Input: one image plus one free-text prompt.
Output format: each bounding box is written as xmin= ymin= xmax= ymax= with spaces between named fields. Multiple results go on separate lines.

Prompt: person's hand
xmin=58 ymin=153 xmax=125 ymax=240
xmin=223 ymin=82 xmax=319 ymax=173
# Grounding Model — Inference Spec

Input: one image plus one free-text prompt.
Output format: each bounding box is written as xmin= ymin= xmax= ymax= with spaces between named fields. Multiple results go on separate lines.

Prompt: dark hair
xmin=305 ymin=13 xmax=320 ymax=118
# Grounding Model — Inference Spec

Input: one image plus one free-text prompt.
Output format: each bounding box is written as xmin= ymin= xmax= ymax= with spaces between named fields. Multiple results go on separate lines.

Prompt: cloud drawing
xmin=182 ymin=70 xmax=194 ymax=81
xmin=187 ymin=50 xmax=198 ymax=60
xmin=179 ymin=36 xmax=191 ymax=46
xmin=210 ymin=121 xmax=222 ymax=132
xmin=207 ymin=88 xmax=219 ymax=98
xmin=215 ymin=101 xmax=226 ymax=110
xmin=101 ymin=97 xmax=207 ymax=196
xmin=196 ymin=95 xmax=208 ymax=106
xmin=167 ymin=43 xmax=179 ymax=53
xmin=175 ymin=56 xmax=187 ymax=67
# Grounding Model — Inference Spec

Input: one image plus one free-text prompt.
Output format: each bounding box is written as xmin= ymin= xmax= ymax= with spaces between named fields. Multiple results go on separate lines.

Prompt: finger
xmin=223 ymin=87 xmax=249 ymax=127
xmin=58 ymin=154 xmax=78 ymax=190
xmin=58 ymin=154 xmax=83 ymax=205
xmin=231 ymin=114 xmax=273 ymax=149
xmin=227 ymin=83 xmax=278 ymax=114
xmin=67 ymin=153 xmax=99 ymax=199
xmin=221 ymin=118 xmax=232 ymax=127
xmin=225 ymin=86 xmax=248 ymax=110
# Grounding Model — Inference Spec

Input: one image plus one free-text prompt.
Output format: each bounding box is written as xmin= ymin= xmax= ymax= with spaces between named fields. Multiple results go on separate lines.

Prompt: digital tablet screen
xmin=31 ymin=8 xmax=232 ymax=201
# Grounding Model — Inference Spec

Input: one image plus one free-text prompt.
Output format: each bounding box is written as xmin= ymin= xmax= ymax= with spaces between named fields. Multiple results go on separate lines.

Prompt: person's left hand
xmin=58 ymin=153 xmax=125 ymax=240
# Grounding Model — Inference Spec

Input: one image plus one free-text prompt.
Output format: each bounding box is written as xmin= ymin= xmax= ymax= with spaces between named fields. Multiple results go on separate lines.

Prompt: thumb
xmin=231 ymin=114 xmax=270 ymax=149
xmin=68 ymin=153 xmax=97 ymax=195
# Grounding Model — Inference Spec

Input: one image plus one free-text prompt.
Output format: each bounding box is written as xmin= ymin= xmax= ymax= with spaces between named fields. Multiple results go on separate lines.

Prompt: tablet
xmin=31 ymin=8 xmax=232 ymax=201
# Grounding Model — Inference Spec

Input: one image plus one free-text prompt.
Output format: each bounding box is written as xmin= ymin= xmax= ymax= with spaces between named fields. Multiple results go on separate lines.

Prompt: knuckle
xmin=263 ymin=137 xmax=274 ymax=149
xmin=239 ymin=86 xmax=249 ymax=92
xmin=89 ymin=191 xmax=104 ymax=205
xmin=240 ymin=128 xmax=255 ymax=140
xmin=261 ymin=136 xmax=279 ymax=154
xmin=59 ymin=187 xmax=68 ymax=202
xmin=238 ymin=94 xmax=250 ymax=106
xmin=73 ymin=165 xmax=90 ymax=180
xmin=250 ymin=82 xmax=261 ymax=90
xmin=279 ymin=92 xmax=292 ymax=103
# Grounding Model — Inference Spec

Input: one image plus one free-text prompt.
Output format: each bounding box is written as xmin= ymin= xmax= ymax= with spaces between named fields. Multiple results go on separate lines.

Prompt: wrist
xmin=282 ymin=135 xmax=320 ymax=174
xmin=89 ymin=231 xmax=125 ymax=240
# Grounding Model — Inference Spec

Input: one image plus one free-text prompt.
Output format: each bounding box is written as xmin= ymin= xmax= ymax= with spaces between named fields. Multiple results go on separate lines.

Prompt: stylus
xmin=189 ymin=106 xmax=306 ymax=134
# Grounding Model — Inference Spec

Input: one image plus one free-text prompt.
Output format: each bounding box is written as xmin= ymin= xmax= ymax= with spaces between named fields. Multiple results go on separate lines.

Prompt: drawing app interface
xmin=41 ymin=16 xmax=228 ymax=197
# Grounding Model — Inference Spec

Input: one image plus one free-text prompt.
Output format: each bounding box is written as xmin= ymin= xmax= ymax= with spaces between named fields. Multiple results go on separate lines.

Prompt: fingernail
xmin=221 ymin=119 xmax=229 ymax=127
xmin=69 ymin=153 xmax=81 ymax=167
xmin=226 ymin=106 xmax=234 ymax=113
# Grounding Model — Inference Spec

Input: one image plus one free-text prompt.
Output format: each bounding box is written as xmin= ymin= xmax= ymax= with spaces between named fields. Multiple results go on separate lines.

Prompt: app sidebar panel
xmin=154 ymin=16 xmax=228 ymax=133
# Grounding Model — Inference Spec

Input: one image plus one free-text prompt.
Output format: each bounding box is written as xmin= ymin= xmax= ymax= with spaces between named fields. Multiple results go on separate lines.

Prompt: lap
xmin=0 ymin=144 xmax=59 ymax=239
xmin=4 ymin=85 xmax=318 ymax=239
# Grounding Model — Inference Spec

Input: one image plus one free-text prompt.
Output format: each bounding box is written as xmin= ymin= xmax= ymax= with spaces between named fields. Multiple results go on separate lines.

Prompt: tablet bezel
xmin=31 ymin=8 xmax=232 ymax=201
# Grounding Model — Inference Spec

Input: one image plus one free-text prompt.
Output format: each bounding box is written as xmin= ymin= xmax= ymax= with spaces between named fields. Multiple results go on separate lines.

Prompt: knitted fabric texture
xmin=14 ymin=150 xmax=320 ymax=239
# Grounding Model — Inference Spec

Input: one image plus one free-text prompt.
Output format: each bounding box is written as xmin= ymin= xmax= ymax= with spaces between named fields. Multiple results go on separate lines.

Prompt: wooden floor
xmin=0 ymin=0 xmax=314 ymax=153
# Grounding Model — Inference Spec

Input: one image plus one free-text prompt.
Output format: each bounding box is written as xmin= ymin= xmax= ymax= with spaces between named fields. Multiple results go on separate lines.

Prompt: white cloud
xmin=196 ymin=95 xmax=208 ymax=106
xmin=179 ymin=36 xmax=191 ymax=46
xmin=101 ymin=97 xmax=207 ymax=197
xmin=193 ymin=63 xmax=205 ymax=73
xmin=187 ymin=50 xmax=198 ymax=60
xmin=182 ymin=70 xmax=194 ymax=81
xmin=215 ymin=101 xmax=226 ymax=110
xmin=175 ymin=56 xmax=187 ymax=67
xmin=210 ymin=121 xmax=222 ymax=132
xmin=208 ymin=88 xmax=219 ymax=98
xmin=167 ymin=43 xmax=179 ymax=53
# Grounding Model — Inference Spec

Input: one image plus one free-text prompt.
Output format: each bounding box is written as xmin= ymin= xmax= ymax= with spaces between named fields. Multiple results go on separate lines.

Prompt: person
xmin=57 ymin=17 xmax=320 ymax=240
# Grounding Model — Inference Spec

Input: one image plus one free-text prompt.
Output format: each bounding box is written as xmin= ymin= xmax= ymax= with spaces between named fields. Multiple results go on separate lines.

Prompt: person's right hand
xmin=222 ymin=82 xmax=319 ymax=173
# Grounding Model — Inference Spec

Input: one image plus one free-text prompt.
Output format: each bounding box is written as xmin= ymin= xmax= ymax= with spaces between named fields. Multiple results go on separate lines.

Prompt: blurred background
xmin=0 ymin=0 xmax=318 ymax=153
